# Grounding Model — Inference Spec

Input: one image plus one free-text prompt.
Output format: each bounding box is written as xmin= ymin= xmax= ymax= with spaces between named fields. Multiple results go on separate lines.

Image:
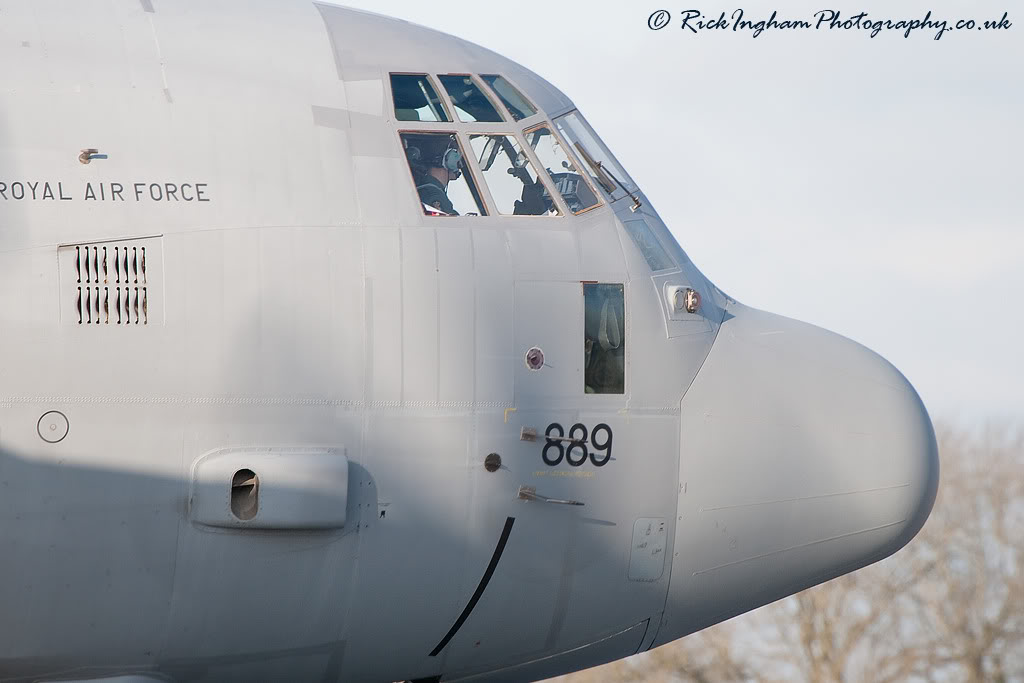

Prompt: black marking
xmin=429 ymin=516 xmax=515 ymax=657
xmin=139 ymin=0 xmax=155 ymax=12
xmin=636 ymin=618 xmax=652 ymax=654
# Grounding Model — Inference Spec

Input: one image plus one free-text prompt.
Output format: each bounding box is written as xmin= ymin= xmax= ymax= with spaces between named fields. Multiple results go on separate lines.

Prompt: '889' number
xmin=542 ymin=422 xmax=613 ymax=467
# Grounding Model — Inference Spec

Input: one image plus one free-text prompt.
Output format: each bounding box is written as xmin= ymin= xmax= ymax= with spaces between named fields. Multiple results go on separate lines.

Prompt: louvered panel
xmin=60 ymin=237 xmax=162 ymax=327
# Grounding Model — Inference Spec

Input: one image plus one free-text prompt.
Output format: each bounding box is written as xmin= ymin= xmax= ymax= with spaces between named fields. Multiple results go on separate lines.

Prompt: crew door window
xmin=584 ymin=284 xmax=625 ymax=394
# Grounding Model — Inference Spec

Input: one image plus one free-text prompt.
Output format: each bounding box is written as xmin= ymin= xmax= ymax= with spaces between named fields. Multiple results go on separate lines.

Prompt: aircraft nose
xmin=655 ymin=302 xmax=939 ymax=646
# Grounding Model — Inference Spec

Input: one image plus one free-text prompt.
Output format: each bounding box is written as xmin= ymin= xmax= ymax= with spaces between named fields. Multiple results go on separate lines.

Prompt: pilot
xmin=404 ymin=134 xmax=462 ymax=216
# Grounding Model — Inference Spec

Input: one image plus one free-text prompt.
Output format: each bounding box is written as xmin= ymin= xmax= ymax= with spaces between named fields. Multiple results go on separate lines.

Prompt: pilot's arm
xmin=513 ymin=178 xmax=547 ymax=216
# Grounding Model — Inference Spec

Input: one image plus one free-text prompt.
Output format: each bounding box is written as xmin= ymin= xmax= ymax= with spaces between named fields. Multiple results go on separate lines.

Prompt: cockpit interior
xmin=390 ymin=72 xmax=632 ymax=219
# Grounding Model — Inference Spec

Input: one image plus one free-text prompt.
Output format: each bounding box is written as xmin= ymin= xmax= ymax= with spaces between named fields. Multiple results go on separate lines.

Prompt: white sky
xmin=339 ymin=0 xmax=1023 ymax=424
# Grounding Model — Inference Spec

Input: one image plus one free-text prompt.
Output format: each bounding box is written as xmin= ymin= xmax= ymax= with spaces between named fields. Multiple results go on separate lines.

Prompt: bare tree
xmin=554 ymin=423 xmax=1024 ymax=683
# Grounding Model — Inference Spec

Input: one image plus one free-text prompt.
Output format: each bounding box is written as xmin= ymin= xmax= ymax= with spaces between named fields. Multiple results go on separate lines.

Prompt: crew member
xmin=403 ymin=134 xmax=462 ymax=215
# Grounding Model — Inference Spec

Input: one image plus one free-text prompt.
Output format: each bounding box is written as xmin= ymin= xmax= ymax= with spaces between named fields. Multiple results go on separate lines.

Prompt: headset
xmin=404 ymin=135 xmax=462 ymax=179
xmin=440 ymin=142 xmax=462 ymax=176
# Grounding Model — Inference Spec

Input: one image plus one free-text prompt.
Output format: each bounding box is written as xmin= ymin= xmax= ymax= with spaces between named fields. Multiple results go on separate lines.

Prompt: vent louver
xmin=60 ymin=237 xmax=162 ymax=327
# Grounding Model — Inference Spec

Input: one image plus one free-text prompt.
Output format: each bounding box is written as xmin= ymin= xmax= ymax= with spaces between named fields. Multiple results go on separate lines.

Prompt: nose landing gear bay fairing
xmin=0 ymin=2 xmax=938 ymax=682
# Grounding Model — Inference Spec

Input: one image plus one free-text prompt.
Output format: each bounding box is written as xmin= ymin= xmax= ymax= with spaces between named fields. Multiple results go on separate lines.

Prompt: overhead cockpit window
xmin=438 ymin=75 xmax=504 ymax=123
xmin=469 ymin=134 xmax=560 ymax=216
xmin=584 ymin=283 xmax=625 ymax=394
xmin=524 ymin=125 xmax=601 ymax=215
xmin=400 ymin=132 xmax=486 ymax=216
xmin=390 ymin=74 xmax=450 ymax=122
xmin=554 ymin=112 xmax=637 ymax=203
xmin=480 ymin=75 xmax=537 ymax=122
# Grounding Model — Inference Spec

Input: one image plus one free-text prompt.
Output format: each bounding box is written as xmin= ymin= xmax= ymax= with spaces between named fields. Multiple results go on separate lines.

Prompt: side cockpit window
xmin=584 ymin=283 xmax=625 ymax=394
xmin=469 ymin=134 xmax=560 ymax=216
xmin=438 ymin=75 xmax=504 ymax=123
xmin=390 ymin=74 xmax=450 ymax=122
xmin=480 ymin=75 xmax=537 ymax=121
xmin=401 ymin=132 xmax=486 ymax=216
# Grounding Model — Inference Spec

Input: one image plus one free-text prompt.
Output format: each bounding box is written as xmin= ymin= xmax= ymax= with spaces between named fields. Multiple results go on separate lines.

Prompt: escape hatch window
xmin=390 ymin=74 xmax=450 ymax=122
xmin=584 ymin=283 xmax=625 ymax=394
xmin=524 ymin=125 xmax=601 ymax=214
xmin=480 ymin=75 xmax=537 ymax=122
xmin=469 ymin=134 xmax=560 ymax=216
xmin=438 ymin=75 xmax=504 ymax=123
xmin=554 ymin=111 xmax=637 ymax=202
xmin=401 ymin=132 xmax=486 ymax=216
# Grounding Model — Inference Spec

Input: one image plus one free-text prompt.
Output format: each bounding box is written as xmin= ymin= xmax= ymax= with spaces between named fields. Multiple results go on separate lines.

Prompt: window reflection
xmin=524 ymin=126 xmax=600 ymax=214
xmin=400 ymin=132 xmax=486 ymax=216
xmin=480 ymin=75 xmax=537 ymax=122
xmin=390 ymin=74 xmax=450 ymax=122
xmin=584 ymin=283 xmax=625 ymax=394
xmin=438 ymin=75 xmax=504 ymax=123
xmin=622 ymin=219 xmax=674 ymax=271
xmin=469 ymin=134 xmax=560 ymax=216
xmin=554 ymin=111 xmax=637 ymax=202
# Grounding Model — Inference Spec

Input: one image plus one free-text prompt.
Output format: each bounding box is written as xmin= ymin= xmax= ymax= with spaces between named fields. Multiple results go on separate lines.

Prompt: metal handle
xmin=517 ymin=485 xmax=584 ymax=506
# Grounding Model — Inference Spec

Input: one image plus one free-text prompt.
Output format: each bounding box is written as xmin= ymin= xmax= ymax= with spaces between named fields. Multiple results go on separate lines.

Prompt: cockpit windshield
xmin=554 ymin=112 xmax=638 ymax=203
xmin=469 ymin=134 xmax=560 ymax=216
xmin=388 ymin=72 xmax=638 ymax=219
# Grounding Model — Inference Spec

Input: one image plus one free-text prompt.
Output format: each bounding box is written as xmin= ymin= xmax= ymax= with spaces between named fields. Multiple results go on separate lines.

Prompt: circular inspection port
xmin=484 ymin=453 xmax=502 ymax=472
xmin=37 ymin=411 xmax=69 ymax=444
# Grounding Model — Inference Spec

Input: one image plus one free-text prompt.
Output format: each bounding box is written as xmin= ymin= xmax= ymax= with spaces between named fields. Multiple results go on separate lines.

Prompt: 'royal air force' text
xmin=0 ymin=181 xmax=210 ymax=202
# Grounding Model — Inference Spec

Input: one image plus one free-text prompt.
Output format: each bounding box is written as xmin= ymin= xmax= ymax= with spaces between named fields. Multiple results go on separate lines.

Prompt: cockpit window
xmin=524 ymin=125 xmax=601 ymax=214
xmin=390 ymin=74 xmax=450 ymax=122
xmin=480 ymin=75 xmax=537 ymax=121
xmin=438 ymin=75 xmax=504 ymax=123
xmin=400 ymin=132 xmax=486 ymax=216
xmin=469 ymin=134 xmax=560 ymax=216
xmin=554 ymin=111 xmax=637 ymax=202
xmin=584 ymin=283 xmax=625 ymax=394
xmin=622 ymin=218 xmax=674 ymax=271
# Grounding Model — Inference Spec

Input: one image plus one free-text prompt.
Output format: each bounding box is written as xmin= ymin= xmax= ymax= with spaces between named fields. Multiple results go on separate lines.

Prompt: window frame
xmin=522 ymin=122 xmax=605 ymax=217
